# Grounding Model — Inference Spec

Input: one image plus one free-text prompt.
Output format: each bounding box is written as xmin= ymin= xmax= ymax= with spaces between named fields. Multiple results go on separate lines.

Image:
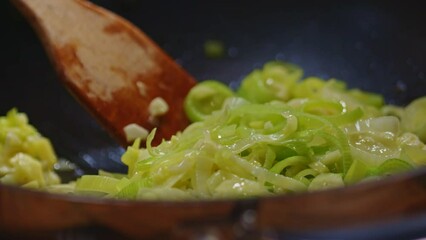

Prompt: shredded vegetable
xmin=70 ymin=61 xmax=426 ymax=200
xmin=2 ymin=61 xmax=425 ymax=200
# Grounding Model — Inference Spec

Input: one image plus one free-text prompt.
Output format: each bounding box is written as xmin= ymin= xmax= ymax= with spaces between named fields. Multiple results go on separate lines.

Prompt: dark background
xmin=0 ymin=0 xmax=425 ymax=174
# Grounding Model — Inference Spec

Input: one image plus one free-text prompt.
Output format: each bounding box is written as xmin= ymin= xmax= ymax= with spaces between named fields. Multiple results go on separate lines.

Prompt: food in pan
xmin=1 ymin=61 xmax=425 ymax=200
xmin=0 ymin=109 xmax=60 ymax=188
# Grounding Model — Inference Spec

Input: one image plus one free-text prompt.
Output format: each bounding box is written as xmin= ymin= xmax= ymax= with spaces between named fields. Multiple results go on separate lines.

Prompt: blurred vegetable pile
xmin=0 ymin=109 xmax=59 ymax=188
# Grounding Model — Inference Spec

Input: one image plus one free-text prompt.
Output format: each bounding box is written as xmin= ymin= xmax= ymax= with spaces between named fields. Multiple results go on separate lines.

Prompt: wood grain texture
xmin=12 ymin=0 xmax=196 ymax=146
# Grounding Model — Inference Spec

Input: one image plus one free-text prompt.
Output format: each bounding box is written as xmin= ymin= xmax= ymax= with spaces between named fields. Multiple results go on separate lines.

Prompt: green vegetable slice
xmin=237 ymin=61 xmax=303 ymax=103
xmin=371 ymin=158 xmax=414 ymax=176
xmin=75 ymin=175 xmax=120 ymax=195
xmin=401 ymin=97 xmax=426 ymax=142
xmin=184 ymin=80 xmax=234 ymax=122
xmin=308 ymin=173 xmax=344 ymax=191
xmin=292 ymin=77 xmax=326 ymax=98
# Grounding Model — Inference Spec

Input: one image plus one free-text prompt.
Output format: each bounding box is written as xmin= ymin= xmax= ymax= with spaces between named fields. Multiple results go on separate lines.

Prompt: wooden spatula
xmin=13 ymin=0 xmax=197 ymax=146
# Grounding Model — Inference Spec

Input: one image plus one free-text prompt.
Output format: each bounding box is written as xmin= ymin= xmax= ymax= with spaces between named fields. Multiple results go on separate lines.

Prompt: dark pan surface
xmin=1 ymin=0 xmax=425 ymax=238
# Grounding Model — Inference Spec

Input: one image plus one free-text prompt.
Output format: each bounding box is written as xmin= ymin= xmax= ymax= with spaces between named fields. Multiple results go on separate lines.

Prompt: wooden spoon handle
xmin=13 ymin=0 xmax=196 ymax=146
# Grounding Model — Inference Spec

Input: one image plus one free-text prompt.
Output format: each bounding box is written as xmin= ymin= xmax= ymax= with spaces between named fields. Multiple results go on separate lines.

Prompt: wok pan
xmin=1 ymin=0 xmax=426 ymax=239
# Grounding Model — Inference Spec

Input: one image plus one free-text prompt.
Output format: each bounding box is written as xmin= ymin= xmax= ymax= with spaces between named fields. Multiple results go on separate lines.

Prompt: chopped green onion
xmin=4 ymin=60 xmax=425 ymax=200
xmin=237 ymin=61 xmax=303 ymax=103
xmin=184 ymin=80 xmax=234 ymax=122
